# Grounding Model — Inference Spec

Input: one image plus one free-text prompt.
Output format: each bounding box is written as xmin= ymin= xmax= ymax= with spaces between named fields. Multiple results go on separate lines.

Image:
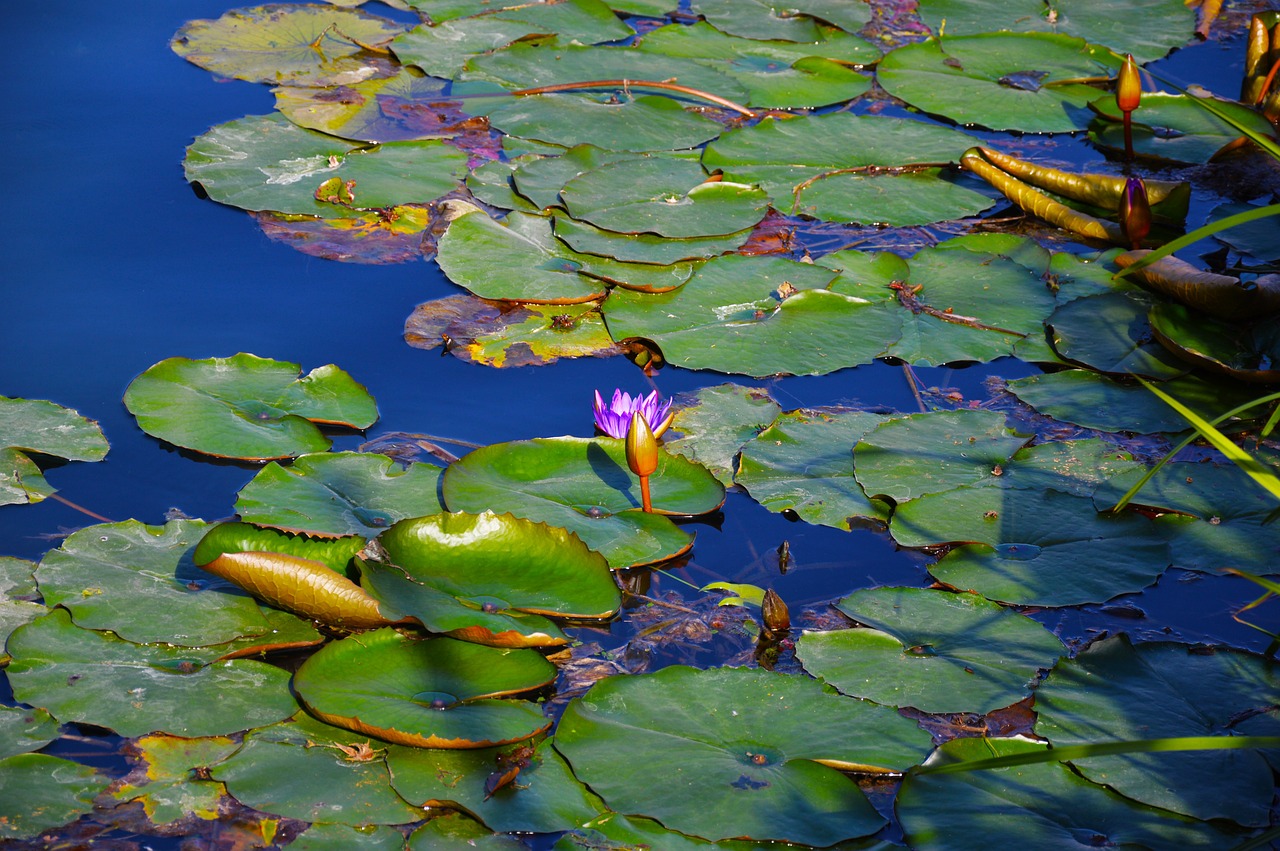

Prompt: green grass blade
xmin=914 ymin=735 xmax=1280 ymax=775
xmin=1113 ymin=203 xmax=1280 ymax=279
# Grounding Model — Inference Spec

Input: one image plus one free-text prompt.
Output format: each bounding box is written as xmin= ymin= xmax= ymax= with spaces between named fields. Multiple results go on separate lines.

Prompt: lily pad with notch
xmin=662 ymin=383 xmax=785 ymax=486
xmin=553 ymin=214 xmax=752 ymax=264
xmin=0 ymin=396 xmax=108 ymax=506
xmin=1147 ymin=300 xmax=1280 ymax=383
xmin=688 ymin=0 xmax=871 ymax=41
xmin=272 ymin=70 xmax=468 ymax=143
xmin=488 ymin=95 xmax=727 ymax=153
xmin=109 ymin=734 xmax=241 ymax=826
xmin=1047 ymin=291 xmax=1190 ymax=379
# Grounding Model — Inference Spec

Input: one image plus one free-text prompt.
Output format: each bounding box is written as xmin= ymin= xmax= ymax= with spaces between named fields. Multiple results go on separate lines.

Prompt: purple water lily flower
xmin=593 ymin=389 xmax=673 ymax=440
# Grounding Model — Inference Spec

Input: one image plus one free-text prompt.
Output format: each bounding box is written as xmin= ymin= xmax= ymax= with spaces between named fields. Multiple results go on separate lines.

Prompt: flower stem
xmin=639 ymin=475 xmax=653 ymax=513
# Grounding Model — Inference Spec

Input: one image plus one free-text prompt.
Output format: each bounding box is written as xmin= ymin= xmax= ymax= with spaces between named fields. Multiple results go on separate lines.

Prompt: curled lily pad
xmin=1115 ymin=250 xmax=1280 ymax=321
xmin=0 ymin=754 xmax=108 ymax=841
xmin=1148 ymin=300 xmax=1280 ymax=382
xmin=488 ymin=94 xmax=727 ymax=153
xmin=1047 ymin=291 xmax=1189 ymax=379
xmin=194 ymin=522 xmax=387 ymax=630
xmin=293 ymin=629 xmax=556 ymax=747
xmin=442 ymin=436 xmax=724 ymax=568
xmin=554 ymin=665 xmax=933 ymax=845
xmin=123 ymin=353 xmax=377 ymax=460
xmin=0 ymin=396 xmax=108 ymax=506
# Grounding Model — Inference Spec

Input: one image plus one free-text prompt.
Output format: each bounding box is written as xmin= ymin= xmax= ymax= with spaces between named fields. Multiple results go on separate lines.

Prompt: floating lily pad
xmin=993 ymin=438 xmax=1141 ymax=497
xmin=291 ymin=823 xmax=413 ymax=851
xmin=554 ymin=214 xmax=752 ymax=264
xmin=388 ymin=737 xmax=603 ymax=832
xmin=293 ymin=629 xmax=556 ymax=747
xmin=489 ymin=95 xmax=726 ymax=153
xmin=554 ymin=812 xmax=798 ymax=850
xmin=878 ymin=33 xmax=1119 ymax=133
xmin=663 ymin=384 xmax=784 ymax=485
xmin=273 ymin=71 xmax=466 ymax=142
xmin=235 ymin=451 xmax=445 ymax=537
xmin=185 ymin=114 xmax=468 ymax=219
xmin=123 ymin=353 xmax=377 ymax=460
xmin=1148 ymin=301 xmax=1280 ymax=383
xmin=36 ymin=519 xmax=279 ymax=647
xmin=0 ymin=396 xmax=108 ymax=506
xmin=797 ymin=167 xmax=994 ymax=228
xmin=6 ymin=609 xmax=298 ymax=737
xmin=171 ymin=4 xmax=404 ymax=87
xmin=601 ymin=254 xmax=901 ymax=377
xmin=813 ymin=248 xmax=912 ymax=302
xmin=1090 ymin=93 xmax=1278 ymax=164
xmin=796 ymin=587 xmax=1063 ymax=714
xmin=212 ymin=713 xmax=423 ymax=825
xmin=0 ymin=705 xmax=60 ymax=760
xmin=255 ymin=204 xmax=436 ymax=264
xmin=854 ymin=409 xmax=1030 ymax=503
xmin=0 ymin=754 xmax=107 ymax=841
xmin=508 ymin=145 xmax=636 ymax=211
xmin=1209 ymin=201 xmax=1280 ymax=262
xmin=689 ymin=0 xmax=871 ymax=41
xmin=391 ymin=0 xmax=630 ymax=79
xmin=892 ymin=488 xmax=1168 ymax=606
xmin=898 ymin=736 xmax=1243 ymax=850
xmin=1036 ymin=634 xmax=1280 ymax=825
xmin=407 ymin=813 xmax=526 ymax=848
xmin=554 ymin=665 xmax=933 ymax=845
xmin=1047 ymin=291 xmax=1189 ymax=379
xmin=110 ymin=734 xmax=240 ymax=825
xmin=735 ymin=408 xmax=891 ymax=530
xmin=915 ymin=0 xmax=1195 ymax=63
xmin=442 ymin=437 xmax=725 ymax=568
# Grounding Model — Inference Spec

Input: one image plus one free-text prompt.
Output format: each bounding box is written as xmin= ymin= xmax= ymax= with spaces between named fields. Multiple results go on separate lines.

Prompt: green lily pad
xmin=468 ymin=156 xmax=546 ymax=214
xmin=1047 ymin=291 xmax=1190 ymax=379
xmin=441 ymin=436 xmax=725 ymax=568
xmin=0 ymin=396 xmax=108 ymax=506
xmin=404 ymin=295 xmax=620 ymax=366
xmin=813 ymin=248 xmax=912 ymax=302
xmin=235 ymin=451 xmax=445 ymax=537
xmin=507 ymin=145 xmax=636 ymax=211
xmin=797 ymin=167 xmax=994 ymax=228
xmin=1148 ymin=301 xmax=1280 ymax=383
xmin=0 ymin=558 xmax=45 ymax=659
xmin=293 ymin=629 xmax=556 ymax=747
xmin=553 ymin=214 xmax=752 ymax=264
xmin=407 ymin=812 xmax=526 ymax=849
xmin=388 ymin=737 xmax=603 ymax=832
xmin=400 ymin=0 xmax=528 ymax=21
xmin=0 ymin=754 xmax=108 ymax=841
xmin=878 ymin=32 xmax=1119 ymax=133
xmin=600 ymin=254 xmax=901 ymax=377
xmin=554 ymin=665 xmax=933 ymax=845
xmin=123 ymin=353 xmax=377 ymax=460
xmin=212 ymin=713 xmax=424 ymax=825
xmin=554 ymin=812 xmax=800 ymax=850
xmin=488 ymin=94 xmax=727 ymax=153
xmin=1036 ymin=634 xmax=1280 ymax=825
xmin=110 ymin=734 xmax=240 ymax=825
xmin=892 ymin=488 xmax=1168 ymax=606
xmin=898 ymin=736 xmax=1244 ymax=850
xmin=291 ymin=823 xmax=414 ymax=851
xmin=663 ymin=384 xmax=784 ymax=486
xmin=0 ymin=705 xmax=60 ymax=760
xmin=6 ymin=609 xmax=298 ymax=737
xmin=391 ymin=0 xmax=631 ymax=79
xmin=992 ymin=438 xmax=1141 ymax=498
xmin=915 ymin=0 xmax=1195 ymax=63
xmin=171 ymin=4 xmax=404 ymax=87
xmin=185 ymin=114 xmax=468 ymax=219
xmin=796 ymin=587 xmax=1063 ymax=714
xmin=36 ymin=519 xmax=279 ymax=647
xmin=273 ymin=71 xmax=465 ymax=142
xmin=1209 ymin=201 xmax=1280 ymax=262
xmin=735 ymin=408 xmax=891 ymax=530
xmin=689 ymin=0 xmax=871 ymax=41
xmin=1090 ymin=93 xmax=1279 ymax=164
xmin=853 ymin=409 xmax=1030 ymax=503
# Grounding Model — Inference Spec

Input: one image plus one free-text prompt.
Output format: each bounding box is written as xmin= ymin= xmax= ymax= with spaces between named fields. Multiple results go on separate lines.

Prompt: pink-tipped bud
xmin=1120 ymin=177 xmax=1151 ymax=249
xmin=1117 ymin=54 xmax=1142 ymax=114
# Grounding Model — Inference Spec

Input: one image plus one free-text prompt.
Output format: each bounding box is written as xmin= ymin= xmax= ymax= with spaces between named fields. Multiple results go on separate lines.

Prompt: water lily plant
xmin=625 ymin=411 xmax=659 ymax=513
xmin=592 ymin=389 xmax=674 ymax=440
xmin=1116 ymin=53 xmax=1142 ymax=159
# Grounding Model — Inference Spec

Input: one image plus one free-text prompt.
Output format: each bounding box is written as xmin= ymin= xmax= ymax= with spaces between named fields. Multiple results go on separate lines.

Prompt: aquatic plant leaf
xmin=185 ymin=114 xmax=468 ymax=219
xmin=1 ymin=557 xmax=46 ymax=658
xmin=554 ymin=214 xmax=751 ymax=264
xmin=6 ymin=609 xmax=298 ymax=737
xmin=407 ymin=812 xmax=527 ymax=848
xmin=854 ymin=409 xmax=1030 ymax=502
xmin=0 ymin=705 xmax=60 ymax=760
xmin=992 ymin=438 xmax=1141 ymax=498
xmin=662 ymin=384 xmax=784 ymax=485
xmin=0 ymin=754 xmax=107 ymax=841
xmin=1090 ymin=92 xmax=1278 ymax=164
xmin=110 ymin=734 xmax=240 ymax=825
xmin=293 ymin=629 xmax=556 ymax=747
xmin=123 ymin=353 xmax=377 ymax=460
xmin=689 ymin=0 xmax=871 ymax=41
xmin=507 ymin=145 xmax=637 ymax=211
xmin=1147 ymin=301 xmax=1280 ymax=383
xmin=400 ymin=0 xmax=528 ymax=20
xmin=273 ymin=71 xmax=468 ymax=142
xmin=389 ymin=738 xmax=603 ymax=832
xmin=442 ymin=436 xmax=725 ymax=568
xmin=392 ymin=0 xmax=630 ymax=80
xmin=254 ymin=204 xmax=435 ymax=264
xmin=37 ymin=519 xmax=278 ymax=647
xmin=1047 ymin=291 xmax=1189 ymax=379
xmin=212 ymin=713 xmax=423 ymax=825
xmin=1114 ymin=250 xmax=1280 ymax=321
xmin=235 ymin=451 xmax=445 ymax=537
xmin=1037 ymin=634 xmax=1280 ymax=825
xmin=0 ymin=396 xmax=108 ymax=506
xmin=1208 ymin=201 xmax=1280 ymax=262
xmin=735 ymin=408 xmax=891 ymax=530
xmin=878 ymin=33 xmax=1120 ymax=132
xmin=489 ymin=94 xmax=726 ymax=153
xmin=898 ymin=736 xmax=1242 ymax=850
xmin=289 ymin=823 xmax=412 ymax=851
xmin=892 ymin=488 xmax=1168 ymax=606
xmin=797 ymin=167 xmax=994 ymax=228
xmin=797 ymin=587 xmax=1063 ymax=714
xmin=915 ymin=0 xmax=1195 ymax=62
xmin=170 ymin=4 xmax=404 ymax=86
xmin=554 ymin=812 xmax=808 ymax=850
xmin=554 ymin=665 xmax=933 ymax=845
xmin=601 ymin=254 xmax=901 ymax=377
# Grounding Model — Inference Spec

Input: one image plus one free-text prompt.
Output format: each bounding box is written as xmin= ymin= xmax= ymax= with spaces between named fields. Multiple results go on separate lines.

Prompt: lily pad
xmin=0 ymin=396 xmax=108 ymax=506
xmin=292 ymin=629 xmax=556 ymax=747
xmin=662 ymin=383 xmax=784 ymax=485
xmin=1148 ymin=300 xmax=1280 ymax=383
xmin=992 ymin=438 xmax=1141 ymax=497
xmin=171 ymin=4 xmax=404 ymax=87
xmin=273 ymin=71 xmax=467 ymax=142
xmin=489 ymin=94 xmax=727 ymax=153
xmin=796 ymin=587 xmax=1063 ymax=714
xmin=407 ymin=813 xmax=527 ymax=848
xmin=797 ymin=167 xmax=994 ymax=228
xmin=291 ymin=823 xmax=414 ymax=851
xmin=1047 ymin=291 xmax=1189 ymax=379
xmin=442 ymin=436 xmax=725 ymax=568
xmin=1 ymin=558 xmax=45 ymax=661
xmin=554 ymin=812 xmax=798 ymax=850
xmin=601 ymin=254 xmax=901 ymax=377
xmin=689 ymin=0 xmax=871 ymax=41
xmin=853 ymin=409 xmax=1030 ymax=503
xmin=6 ymin=609 xmax=298 ymax=737
xmin=507 ymin=145 xmax=636 ymax=211
xmin=554 ymin=665 xmax=933 ymax=845
xmin=110 ymin=734 xmax=240 ymax=825
xmin=254 ymin=204 xmax=437 ymax=264
xmin=735 ymin=408 xmax=891 ymax=530
xmin=1036 ymin=634 xmax=1280 ymax=825
xmin=553 ymin=214 xmax=752 ymax=264
xmin=235 ymin=451 xmax=445 ymax=537
xmin=1209 ymin=201 xmax=1280 ymax=262
xmin=0 ymin=754 xmax=108 ymax=841
xmin=0 ymin=705 xmax=60 ymax=760
xmin=123 ymin=353 xmax=377 ymax=460
xmin=185 ymin=113 xmax=468 ymax=219
xmin=877 ymin=32 xmax=1120 ymax=133
xmin=1090 ymin=93 xmax=1279 ymax=164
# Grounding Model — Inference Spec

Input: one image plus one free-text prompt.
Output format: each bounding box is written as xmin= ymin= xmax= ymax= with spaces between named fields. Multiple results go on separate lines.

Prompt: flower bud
xmin=761 ymin=588 xmax=791 ymax=635
xmin=625 ymin=411 xmax=658 ymax=478
xmin=1117 ymin=54 xmax=1142 ymax=114
xmin=1119 ymin=177 xmax=1151 ymax=249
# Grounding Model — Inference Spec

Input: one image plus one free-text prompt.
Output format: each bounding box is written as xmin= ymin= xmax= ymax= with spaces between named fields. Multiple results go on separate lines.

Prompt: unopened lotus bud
xmin=625 ymin=412 xmax=658 ymax=478
xmin=1119 ymin=177 xmax=1152 ymax=250
xmin=761 ymin=588 xmax=791 ymax=635
xmin=1117 ymin=54 xmax=1142 ymax=114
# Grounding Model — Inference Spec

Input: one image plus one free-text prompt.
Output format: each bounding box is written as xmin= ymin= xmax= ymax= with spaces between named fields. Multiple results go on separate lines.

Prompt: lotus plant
xmin=593 ymin=389 xmax=674 ymax=440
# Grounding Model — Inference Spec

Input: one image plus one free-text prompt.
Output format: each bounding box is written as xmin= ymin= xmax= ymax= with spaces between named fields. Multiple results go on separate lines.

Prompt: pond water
xmin=3 ymin=0 xmax=1278 ymax=848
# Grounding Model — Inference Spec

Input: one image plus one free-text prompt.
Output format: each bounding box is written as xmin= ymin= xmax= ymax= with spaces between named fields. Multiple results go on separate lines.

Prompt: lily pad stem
xmin=639 ymin=474 xmax=652 ymax=513
xmin=512 ymin=80 xmax=757 ymax=118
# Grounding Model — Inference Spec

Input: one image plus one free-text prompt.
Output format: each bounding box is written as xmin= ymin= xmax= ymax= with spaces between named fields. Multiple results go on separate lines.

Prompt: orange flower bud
xmin=1117 ymin=54 xmax=1142 ymax=114
xmin=625 ymin=411 xmax=658 ymax=479
xmin=1120 ymin=177 xmax=1151 ymax=250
